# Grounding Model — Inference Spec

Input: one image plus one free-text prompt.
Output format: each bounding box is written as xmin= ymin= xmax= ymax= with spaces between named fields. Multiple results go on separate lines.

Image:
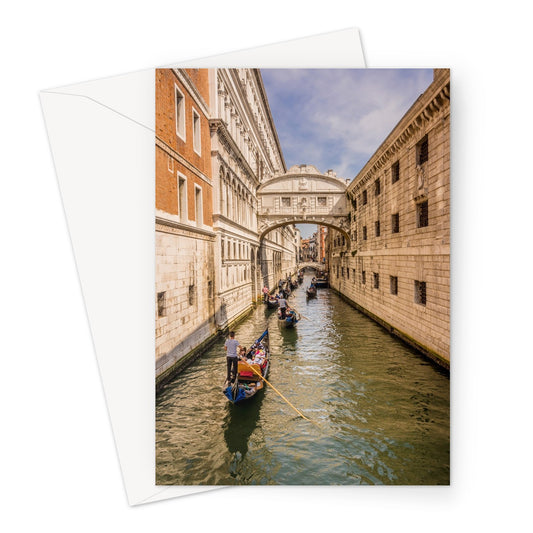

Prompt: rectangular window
xmin=195 ymin=185 xmax=203 ymax=226
xmin=177 ymin=174 xmax=187 ymax=221
xmin=391 ymin=213 xmax=399 ymax=233
xmin=341 ymin=267 xmax=345 ymax=277
xmin=390 ymin=276 xmax=398 ymax=295
xmin=362 ymin=270 xmax=366 ymax=284
xmin=375 ymin=220 xmax=380 ymax=237
xmin=362 ymin=190 xmax=367 ymax=205
xmin=157 ymin=291 xmax=166 ymax=317
xmin=192 ymin=108 xmax=201 ymax=155
xmin=188 ymin=284 xmax=196 ymax=306
xmin=391 ymin=161 xmax=400 ymax=183
xmin=347 ymin=268 xmax=350 ymax=280
xmin=281 ymin=197 xmax=291 ymax=207
xmin=375 ymin=178 xmax=381 ymax=196
xmin=373 ymin=272 xmax=379 ymax=289
xmin=417 ymin=135 xmax=428 ymax=165
xmin=175 ymin=86 xmax=185 ymax=141
xmin=351 ymin=197 xmax=357 ymax=211
xmin=317 ymin=197 xmax=327 ymax=207
xmin=417 ymin=200 xmax=429 ymax=228
xmin=363 ymin=226 xmax=367 ymax=240
xmin=415 ymin=280 xmax=426 ymax=305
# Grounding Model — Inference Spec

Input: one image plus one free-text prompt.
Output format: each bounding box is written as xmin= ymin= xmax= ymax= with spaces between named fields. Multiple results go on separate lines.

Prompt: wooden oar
xmin=239 ymin=358 xmax=313 ymax=423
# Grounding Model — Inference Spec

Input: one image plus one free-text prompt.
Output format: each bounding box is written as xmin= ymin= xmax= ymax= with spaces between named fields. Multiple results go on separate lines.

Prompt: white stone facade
xmin=209 ymin=69 xmax=298 ymax=329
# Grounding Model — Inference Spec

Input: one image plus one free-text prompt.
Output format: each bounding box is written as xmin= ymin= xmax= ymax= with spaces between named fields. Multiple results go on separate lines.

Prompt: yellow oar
xmin=239 ymin=358 xmax=313 ymax=423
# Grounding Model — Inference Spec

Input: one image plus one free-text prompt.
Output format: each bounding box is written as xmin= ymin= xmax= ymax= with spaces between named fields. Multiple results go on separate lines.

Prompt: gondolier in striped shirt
xmin=224 ymin=331 xmax=241 ymax=384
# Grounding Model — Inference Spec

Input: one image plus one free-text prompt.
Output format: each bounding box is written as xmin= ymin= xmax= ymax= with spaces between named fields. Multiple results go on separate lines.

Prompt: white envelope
xmin=40 ymin=28 xmax=366 ymax=506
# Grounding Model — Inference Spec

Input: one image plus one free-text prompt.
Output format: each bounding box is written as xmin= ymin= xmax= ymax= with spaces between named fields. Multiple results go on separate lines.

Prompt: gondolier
xmin=277 ymin=295 xmax=289 ymax=318
xmin=224 ymin=331 xmax=241 ymax=384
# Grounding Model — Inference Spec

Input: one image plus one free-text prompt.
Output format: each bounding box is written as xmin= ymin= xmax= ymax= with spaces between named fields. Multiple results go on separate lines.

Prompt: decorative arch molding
xmin=259 ymin=216 xmax=350 ymax=243
xmin=257 ymin=164 xmax=350 ymax=241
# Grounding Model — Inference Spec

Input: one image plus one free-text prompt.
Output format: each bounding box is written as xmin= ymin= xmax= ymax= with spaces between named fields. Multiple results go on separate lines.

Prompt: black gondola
xmin=306 ymin=285 xmax=317 ymax=298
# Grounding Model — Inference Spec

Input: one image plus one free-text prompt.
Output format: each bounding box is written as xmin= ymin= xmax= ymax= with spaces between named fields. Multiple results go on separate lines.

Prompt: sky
xmin=261 ymin=69 xmax=434 ymax=238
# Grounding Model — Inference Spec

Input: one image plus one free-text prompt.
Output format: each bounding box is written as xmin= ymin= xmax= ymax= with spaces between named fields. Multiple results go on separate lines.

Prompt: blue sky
xmin=261 ymin=69 xmax=434 ymax=238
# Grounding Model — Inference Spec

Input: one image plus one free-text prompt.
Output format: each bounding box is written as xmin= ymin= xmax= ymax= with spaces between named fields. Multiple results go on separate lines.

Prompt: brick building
xmin=155 ymin=69 xmax=216 ymax=381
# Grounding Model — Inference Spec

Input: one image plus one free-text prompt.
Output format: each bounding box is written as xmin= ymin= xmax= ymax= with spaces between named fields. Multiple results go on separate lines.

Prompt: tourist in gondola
xmin=224 ymin=331 xmax=241 ymax=384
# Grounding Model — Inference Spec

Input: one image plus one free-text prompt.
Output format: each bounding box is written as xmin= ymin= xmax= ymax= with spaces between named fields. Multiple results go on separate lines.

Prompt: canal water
xmin=156 ymin=274 xmax=450 ymax=485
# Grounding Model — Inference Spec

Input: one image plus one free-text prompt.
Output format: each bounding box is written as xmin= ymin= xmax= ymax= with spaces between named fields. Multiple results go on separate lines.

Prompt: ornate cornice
xmin=209 ymin=118 xmax=260 ymax=187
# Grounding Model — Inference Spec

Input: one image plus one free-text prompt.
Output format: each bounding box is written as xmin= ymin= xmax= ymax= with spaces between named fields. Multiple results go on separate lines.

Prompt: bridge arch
xmin=257 ymin=164 xmax=350 ymax=241
xmin=258 ymin=217 xmax=350 ymax=243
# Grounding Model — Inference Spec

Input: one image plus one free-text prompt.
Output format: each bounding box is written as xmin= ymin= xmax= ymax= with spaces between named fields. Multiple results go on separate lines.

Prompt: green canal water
xmin=156 ymin=274 xmax=450 ymax=485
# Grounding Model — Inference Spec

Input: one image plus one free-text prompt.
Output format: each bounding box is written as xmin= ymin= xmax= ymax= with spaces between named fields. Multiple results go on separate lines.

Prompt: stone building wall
xmin=155 ymin=69 xmax=216 ymax=382
xmin=328 ymin=69 xmax=450 ymax=367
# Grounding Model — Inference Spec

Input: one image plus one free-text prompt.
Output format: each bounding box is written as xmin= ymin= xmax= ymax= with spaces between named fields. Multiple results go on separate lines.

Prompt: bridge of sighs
xmin=257 ymin=164 xmax=351 ymax=240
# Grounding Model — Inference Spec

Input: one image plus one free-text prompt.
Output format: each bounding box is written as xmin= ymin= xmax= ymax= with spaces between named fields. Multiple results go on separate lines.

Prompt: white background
xmin=1 ymin=1 xmax=531 ymax=531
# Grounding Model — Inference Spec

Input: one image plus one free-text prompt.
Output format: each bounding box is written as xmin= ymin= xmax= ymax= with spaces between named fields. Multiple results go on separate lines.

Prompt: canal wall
xmin=156 ymin=300 xmax=256 ymax=390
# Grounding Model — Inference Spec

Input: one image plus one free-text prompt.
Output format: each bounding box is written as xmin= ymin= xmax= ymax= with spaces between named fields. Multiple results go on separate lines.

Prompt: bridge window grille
xmin=392 ymin=213 xmax=400 ymax=233
xmin=362 ymin=270 xmax=366 ymax=284
xmin=281 ymin=197 xmax=291 ymax=208
xmin=375 ymin=221 xmax=380 ymax=237
xmin=391 ymin=161 xmax=400 ymax=183
xmin=390 ymin=276 xmax=398 ymax=295
xmin=375 ymin=179 xmax=381 ymax=196
xmin=157 ymin=292 xmax=166 ymax=317
xmin=363 ymin=226 xmax=367 ymax=240
xmin=317 ymin=197 xmax=327 ymax=207
xmin=416 ymin=200 xmax=429 ymax=228
xmin=373 ymin=272 xmax=380 ymax=289
xmin=414 ymin=280 xmax=426 ymax=305
xmin=362 ymin=190 xmax=367 ymax=205
xmin=417 ymin=135 xmax=429 ymax=165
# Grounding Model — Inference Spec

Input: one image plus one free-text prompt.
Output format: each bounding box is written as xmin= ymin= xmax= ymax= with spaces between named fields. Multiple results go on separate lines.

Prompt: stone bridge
xmin=257 ymin=164 xmax=351 ymax=240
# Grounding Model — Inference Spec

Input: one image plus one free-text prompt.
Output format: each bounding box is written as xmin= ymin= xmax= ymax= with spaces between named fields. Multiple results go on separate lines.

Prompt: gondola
xmin=277 ymin=308 xmax=300 ymax=328
xmin=315 ymin=274 xmax=329 ymax=288
xmin=265 ymin=296 xmax=279 ymax=308
xmin=306 ymin=285 xmax=317 ymax=298
xmin=223 ymin=329 xmax=270 ymax=404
